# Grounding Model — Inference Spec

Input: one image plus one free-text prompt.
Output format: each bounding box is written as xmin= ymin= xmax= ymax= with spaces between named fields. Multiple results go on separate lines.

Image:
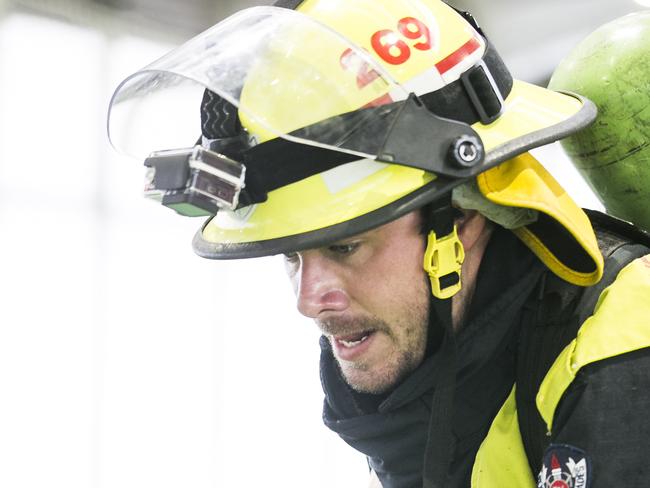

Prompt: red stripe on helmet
xmin=357 ymin=36 xmax=483 ymax=109
xmin=435 ymin=37 xmax=481 ymax=75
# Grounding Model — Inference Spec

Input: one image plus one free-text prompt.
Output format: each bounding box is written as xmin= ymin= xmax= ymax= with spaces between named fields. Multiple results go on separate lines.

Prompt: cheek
xmin=368 ymin=267 xmax=430 ymax=325
xmin=376 ymin=248 xmax=430 ymax=327
xmin=377 ymin=244 xmax=427 ymax=297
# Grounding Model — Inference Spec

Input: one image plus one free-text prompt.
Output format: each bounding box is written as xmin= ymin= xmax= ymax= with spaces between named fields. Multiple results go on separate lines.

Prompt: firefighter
xmin=108 ymin=2 xmax=650 ymax=487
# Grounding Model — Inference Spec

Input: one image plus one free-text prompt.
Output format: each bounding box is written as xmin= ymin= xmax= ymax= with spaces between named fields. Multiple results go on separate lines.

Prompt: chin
xmin=340 ymin=364 xmax=401 ymax=395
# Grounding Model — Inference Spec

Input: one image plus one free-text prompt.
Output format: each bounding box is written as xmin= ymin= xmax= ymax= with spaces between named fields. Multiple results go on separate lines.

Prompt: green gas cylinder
xmin=549 ymin=11 xmax=650 ymax=231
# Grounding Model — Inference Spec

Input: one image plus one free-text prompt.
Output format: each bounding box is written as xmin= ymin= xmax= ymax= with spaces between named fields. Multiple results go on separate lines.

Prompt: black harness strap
xmin=516 ymin=269 xmax=582 ymax=476
xmin=516 ymin=210 xmax=650 ymax=476
xmin=422 ymin=327 xmax=457 ymax=488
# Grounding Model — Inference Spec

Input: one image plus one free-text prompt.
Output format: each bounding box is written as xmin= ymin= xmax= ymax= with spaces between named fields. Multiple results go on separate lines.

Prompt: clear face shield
xmin=107 ymin=6 xmax=485 ymax=217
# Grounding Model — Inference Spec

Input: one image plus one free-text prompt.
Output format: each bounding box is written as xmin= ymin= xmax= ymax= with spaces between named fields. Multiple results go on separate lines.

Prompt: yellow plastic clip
xmin=423 ymin=225 xmax=465 ymax=299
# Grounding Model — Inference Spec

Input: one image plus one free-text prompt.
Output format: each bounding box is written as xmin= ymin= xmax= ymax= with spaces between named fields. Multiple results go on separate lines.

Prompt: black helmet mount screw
xmin=450 ymin=135 xmax=483 ymax=168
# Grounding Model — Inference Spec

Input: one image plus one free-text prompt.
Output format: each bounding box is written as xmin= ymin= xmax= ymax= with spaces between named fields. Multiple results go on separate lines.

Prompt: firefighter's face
xmin=284 ymin=211 xmax=430 ymax=394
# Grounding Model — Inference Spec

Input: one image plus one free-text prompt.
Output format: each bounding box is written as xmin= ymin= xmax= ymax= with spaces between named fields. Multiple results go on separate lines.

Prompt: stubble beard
xmin=320 ymin=306 xmax=429 ymax=395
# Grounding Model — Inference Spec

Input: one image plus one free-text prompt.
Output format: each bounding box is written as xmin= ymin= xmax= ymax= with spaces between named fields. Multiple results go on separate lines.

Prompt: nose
xmin=293 ymin=252 xmax=350 ymax=319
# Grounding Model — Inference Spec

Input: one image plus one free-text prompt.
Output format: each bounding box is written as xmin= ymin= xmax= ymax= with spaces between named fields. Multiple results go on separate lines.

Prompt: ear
xmin=456 ymin=210 xmax=491 ymax=253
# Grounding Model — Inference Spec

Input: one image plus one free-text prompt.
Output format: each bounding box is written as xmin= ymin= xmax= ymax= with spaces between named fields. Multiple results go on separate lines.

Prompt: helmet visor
xmin=107 ymin=6 xmax=411 ymax=160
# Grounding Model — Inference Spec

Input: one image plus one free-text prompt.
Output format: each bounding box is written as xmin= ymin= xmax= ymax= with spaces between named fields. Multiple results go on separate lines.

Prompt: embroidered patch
xmin=537 ymin=444 xmax=591 ymax=488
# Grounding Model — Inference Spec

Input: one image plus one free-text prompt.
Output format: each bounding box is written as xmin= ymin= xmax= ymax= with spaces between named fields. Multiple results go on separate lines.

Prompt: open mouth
xmin=336 ymin=332 xmax=371 ymax=348
xmin=332 ymin=330 xmax=377 ymax=360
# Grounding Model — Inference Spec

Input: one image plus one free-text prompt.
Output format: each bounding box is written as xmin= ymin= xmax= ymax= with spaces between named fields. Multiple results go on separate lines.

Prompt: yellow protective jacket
xmin=328 ymin=213 xmax=650 ymax=488
xmin=471 ymin=216 xmax=650 ymax=487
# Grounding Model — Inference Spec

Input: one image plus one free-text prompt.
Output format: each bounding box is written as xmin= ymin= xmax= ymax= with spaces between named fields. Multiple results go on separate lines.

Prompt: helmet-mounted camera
xmin=144 ymin=146 xmax=246 ymax=216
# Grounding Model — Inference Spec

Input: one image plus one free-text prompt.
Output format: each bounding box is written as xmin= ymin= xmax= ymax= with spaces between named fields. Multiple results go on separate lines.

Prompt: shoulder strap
xmin=516 ymin=210 xmax=650 ymax=476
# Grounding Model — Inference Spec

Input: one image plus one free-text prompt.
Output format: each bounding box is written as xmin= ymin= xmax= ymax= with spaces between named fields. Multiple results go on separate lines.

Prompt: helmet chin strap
xmin=422 ymin=196 xmax=462 ymax=488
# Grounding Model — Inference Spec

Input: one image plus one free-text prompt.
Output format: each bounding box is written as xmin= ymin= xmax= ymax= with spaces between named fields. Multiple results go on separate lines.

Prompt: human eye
xmin=327 ymin=241 xmax=360 ymax=256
